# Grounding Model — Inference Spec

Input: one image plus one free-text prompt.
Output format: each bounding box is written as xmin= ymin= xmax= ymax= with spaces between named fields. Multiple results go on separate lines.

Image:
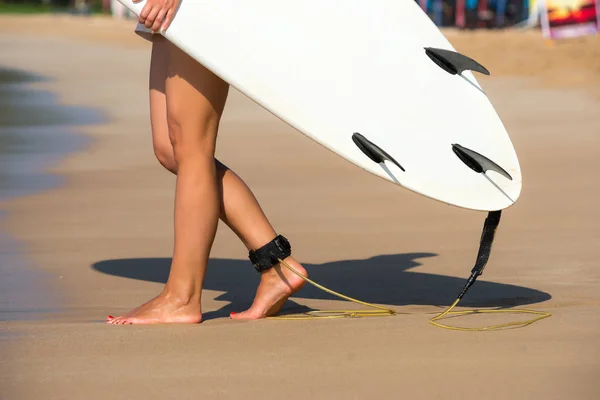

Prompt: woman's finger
xmin=151 ymin=8 xmax=168 ymax=33
xmin=161 ymin=8 xmax=175 ymax=32
xmin=144 ymin=6 xmax=161 ymax=29
xmin=139 ymin=3 xmax=153 ymax=24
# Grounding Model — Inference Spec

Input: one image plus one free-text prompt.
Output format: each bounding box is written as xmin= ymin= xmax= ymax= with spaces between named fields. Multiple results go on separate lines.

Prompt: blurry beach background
xmin=1 ymin=1 xmax=599 ymax=399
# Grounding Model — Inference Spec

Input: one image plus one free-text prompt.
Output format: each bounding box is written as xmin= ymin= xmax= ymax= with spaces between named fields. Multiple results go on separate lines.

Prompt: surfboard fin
xmin=424 ymin=47 xmax=490 ymax=76
xmin=352 ymin=133 xmax=405 ymax=172
xmin=452 ymin=144 xmax=512 ymax=180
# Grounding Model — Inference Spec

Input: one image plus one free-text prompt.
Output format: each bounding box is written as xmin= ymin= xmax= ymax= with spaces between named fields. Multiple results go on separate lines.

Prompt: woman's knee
xmin=166 ymin=108 xmax=218 ymax=163
xmin=153 ymin=134 xmax=177 ymax=172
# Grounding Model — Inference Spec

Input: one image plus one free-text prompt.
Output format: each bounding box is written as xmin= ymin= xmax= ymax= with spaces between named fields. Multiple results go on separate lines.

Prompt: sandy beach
xmin=1 ymin=14 xmax=599 ymax=399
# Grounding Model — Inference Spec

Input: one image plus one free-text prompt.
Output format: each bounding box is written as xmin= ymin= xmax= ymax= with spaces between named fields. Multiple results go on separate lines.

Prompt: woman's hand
xmin=133 ymin=0 xmax=180 ymax=33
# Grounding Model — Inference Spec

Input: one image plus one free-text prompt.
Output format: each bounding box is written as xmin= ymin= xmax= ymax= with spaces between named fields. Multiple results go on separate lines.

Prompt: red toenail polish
xmin=230 ymin=312 xmax=236 ymax=316
xmin=108 ymin=315 xmax=114 ymax=319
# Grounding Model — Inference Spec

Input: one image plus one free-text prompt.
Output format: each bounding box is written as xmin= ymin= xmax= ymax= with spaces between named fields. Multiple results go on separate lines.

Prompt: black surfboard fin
xmin=424 ymin=47 xmax=490 ymax=76
xmin=452 ymin=143 xmax=512 ymax=180
xmin=352 ymin=132 xmax=405 ymax=171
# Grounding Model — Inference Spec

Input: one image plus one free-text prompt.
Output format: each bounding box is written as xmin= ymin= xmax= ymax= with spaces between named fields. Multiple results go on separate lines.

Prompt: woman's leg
xmin=108 ymin=37 xmax=306 ymax=324
xmin=150 ymin=37 xmax=308 ymax=320
xmin=108 ymin=37 xmax=226 ymax=324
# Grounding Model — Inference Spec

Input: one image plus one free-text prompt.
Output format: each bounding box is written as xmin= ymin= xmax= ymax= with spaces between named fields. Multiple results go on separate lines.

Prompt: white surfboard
xmin=118 ymin=0 xmax=522 ymax=211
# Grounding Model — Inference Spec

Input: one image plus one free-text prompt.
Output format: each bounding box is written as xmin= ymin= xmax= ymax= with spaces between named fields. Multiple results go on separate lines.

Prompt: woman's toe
xmin=230 ymin=309 xmax=260 ymax=320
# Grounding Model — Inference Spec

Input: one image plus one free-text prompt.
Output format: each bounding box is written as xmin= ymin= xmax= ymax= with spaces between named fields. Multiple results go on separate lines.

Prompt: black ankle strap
xmin=249 ymin=235 xmax=292 ymax=273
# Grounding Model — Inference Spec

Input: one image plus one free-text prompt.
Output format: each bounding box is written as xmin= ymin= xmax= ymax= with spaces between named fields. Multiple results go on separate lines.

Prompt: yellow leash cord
xmin=267 ymin=257 xmax=396 ymax=320
xmin=428 ymin=298 xmax=551 ymax=331
xmin=269 ymin=258 xmax=551 ymax=330
xmin=267 ymin=211 xmax=552 ymax=331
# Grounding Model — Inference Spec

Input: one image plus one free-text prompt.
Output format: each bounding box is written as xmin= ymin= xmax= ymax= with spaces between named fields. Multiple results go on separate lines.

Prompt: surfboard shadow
xmin=91 ymin=253 xmax=551 ymax=320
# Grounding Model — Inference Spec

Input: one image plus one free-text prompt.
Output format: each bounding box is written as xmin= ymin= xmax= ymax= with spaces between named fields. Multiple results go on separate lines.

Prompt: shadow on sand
xmin=92 ymin=253 xmax=551 ymax=320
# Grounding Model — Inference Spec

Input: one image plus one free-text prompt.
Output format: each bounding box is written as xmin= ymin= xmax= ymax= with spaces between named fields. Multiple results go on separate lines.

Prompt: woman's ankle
xmin=161 ymin=282 xmax=202 ymax=305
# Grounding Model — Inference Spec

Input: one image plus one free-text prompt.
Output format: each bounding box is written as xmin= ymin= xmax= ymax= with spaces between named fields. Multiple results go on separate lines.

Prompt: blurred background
xmin=1 ymin=0 xmax=598 ymax=38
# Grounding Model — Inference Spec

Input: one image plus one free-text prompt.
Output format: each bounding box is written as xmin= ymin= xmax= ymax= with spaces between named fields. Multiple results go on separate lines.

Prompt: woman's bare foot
xmin=230 ymin=257 xmax=307 ymax=320
xmin=106 ymin=290 xmax=202 ymax=325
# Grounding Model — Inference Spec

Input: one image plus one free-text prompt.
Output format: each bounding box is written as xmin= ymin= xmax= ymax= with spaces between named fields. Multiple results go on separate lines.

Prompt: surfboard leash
xmin=268 ymin=211 xmax=551 ymax=331
xmin=426 ymin=210 xmax=551 ymax=331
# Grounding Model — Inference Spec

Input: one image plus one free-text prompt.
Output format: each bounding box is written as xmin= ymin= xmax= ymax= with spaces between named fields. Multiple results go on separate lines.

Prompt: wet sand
xmin=1 ymin=15 xmax=599 ymax=400
xmin=0 ymin=66 xmax=101 ymax=322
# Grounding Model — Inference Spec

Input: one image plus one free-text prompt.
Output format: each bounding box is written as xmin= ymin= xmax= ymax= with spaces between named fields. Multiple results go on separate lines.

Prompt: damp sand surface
xmin=0 ymin=67 xmax=101 ymax=322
